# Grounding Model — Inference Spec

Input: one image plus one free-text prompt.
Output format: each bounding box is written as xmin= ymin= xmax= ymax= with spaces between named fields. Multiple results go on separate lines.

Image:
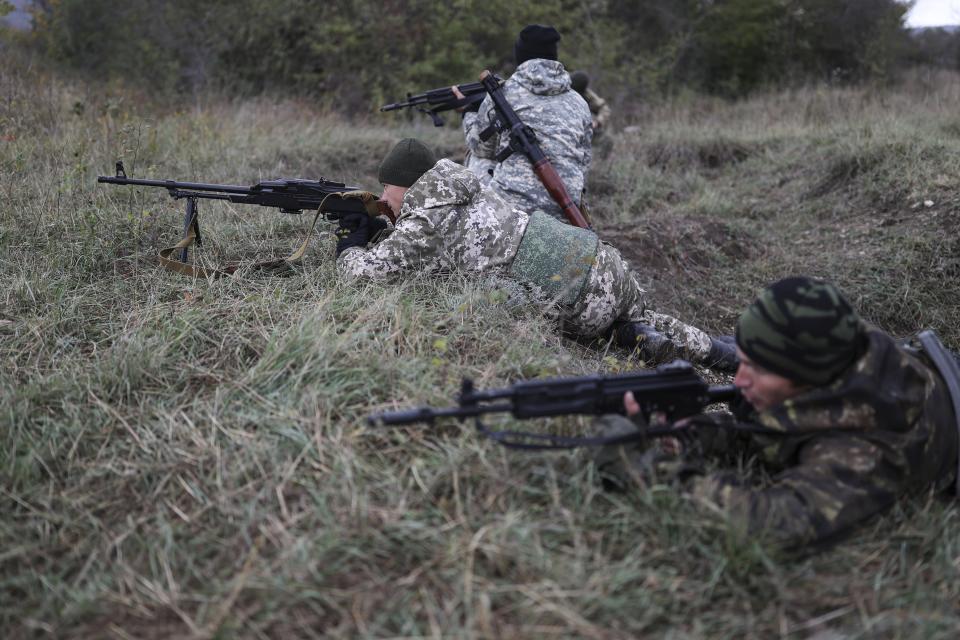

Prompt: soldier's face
xmin=380 ymin=184 xmax=408 ymax=216
xmin=733 ymin=348 xmax=807 ymax=412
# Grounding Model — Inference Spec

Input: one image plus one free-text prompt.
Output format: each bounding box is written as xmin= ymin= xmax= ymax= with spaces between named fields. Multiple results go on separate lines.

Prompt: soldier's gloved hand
xmin=335 ymin=212 xmax=371 ymax=257
xmin=367 ymin=215 xmax=389 ymax=243
xmin=341 ymin=190 xmax=382 ymax=216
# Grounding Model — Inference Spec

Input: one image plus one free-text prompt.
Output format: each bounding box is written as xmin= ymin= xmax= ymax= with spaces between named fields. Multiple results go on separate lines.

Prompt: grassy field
xmin=2 ymin=46 xmax=960 ymax=638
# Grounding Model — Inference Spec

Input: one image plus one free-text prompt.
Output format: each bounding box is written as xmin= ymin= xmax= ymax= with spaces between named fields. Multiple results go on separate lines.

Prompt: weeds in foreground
xmin=2 ymin=53 xmax=959 ymax=637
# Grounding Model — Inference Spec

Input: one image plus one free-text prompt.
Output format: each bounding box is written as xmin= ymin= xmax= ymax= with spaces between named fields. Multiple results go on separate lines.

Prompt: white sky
xmin=905 ymin=0 xmax=960 ymax=27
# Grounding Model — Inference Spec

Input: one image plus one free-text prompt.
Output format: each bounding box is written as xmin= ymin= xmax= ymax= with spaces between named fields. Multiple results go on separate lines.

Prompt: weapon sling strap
xmin=917 ymin=329 xmax=960 ymax=494
xmin=157 ymin=198 xmax=332 ymax=279
xmin=469 ymin=415 xmax=834 ymax=451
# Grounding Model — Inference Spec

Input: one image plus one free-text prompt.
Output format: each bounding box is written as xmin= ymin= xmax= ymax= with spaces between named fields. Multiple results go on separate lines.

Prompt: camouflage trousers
xmin=563 ymin=241 xmax=713 ymax=361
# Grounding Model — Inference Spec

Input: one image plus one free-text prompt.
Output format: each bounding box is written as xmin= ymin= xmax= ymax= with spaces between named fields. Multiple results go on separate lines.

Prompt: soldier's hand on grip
xmin=341 ymin=190 xmax=383 ymax=217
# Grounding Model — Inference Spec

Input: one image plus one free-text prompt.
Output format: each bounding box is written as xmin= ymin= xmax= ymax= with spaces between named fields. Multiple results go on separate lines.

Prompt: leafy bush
xmin=25 ymin=0 xmax=916 ymax=108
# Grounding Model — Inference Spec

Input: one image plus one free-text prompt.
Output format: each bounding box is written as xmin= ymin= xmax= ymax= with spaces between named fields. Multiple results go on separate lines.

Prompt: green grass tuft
xmin=2 ymin=51 xmax=959 ymax=637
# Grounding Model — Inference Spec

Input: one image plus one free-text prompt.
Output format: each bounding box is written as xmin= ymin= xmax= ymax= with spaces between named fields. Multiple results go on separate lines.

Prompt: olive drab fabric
xmin=336 ymin=159 xmax=714 ymax=362
xmin=378 ymin=138 xmax=437 ymax=188
xmin=462 ymin=59 xmax=592 ymax=223
xmin=508 ymin=210 xmax=597 ymax=307
xmin=597 ymin=327 xmax=958 ymax=548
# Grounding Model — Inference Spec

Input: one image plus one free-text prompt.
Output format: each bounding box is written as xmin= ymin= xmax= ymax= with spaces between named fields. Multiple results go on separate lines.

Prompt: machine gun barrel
xmin=96 ymin=175 xmax=253 ymax=194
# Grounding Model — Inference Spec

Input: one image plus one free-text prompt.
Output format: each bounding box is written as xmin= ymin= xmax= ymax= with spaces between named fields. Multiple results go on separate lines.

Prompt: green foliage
xmin=29 ymin=0 xmax=228 ymax=94
xmin=674 ymin=0 xmax=911 ymax=95
xmin=693 ymin=0 xmax=793 ymax=95
xmin=906 ymin=27 xmax=960 ymax=70
xmin=25 ymin=0 xmax=919 ymax=105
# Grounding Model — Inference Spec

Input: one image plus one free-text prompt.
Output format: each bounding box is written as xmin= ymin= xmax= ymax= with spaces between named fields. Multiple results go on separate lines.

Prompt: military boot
xmin=614 ymin=322 xmax=680 ymax=363
xmin=705 ymin=337 xmax=739 ymax=373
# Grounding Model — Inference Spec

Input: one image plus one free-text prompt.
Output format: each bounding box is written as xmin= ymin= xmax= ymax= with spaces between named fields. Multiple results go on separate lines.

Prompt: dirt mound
xmin=645 ymin=138 xmax=753 ymax=171
xmin=806 ymin=150 xmax=881 ymax=198
xmin=599 ymin=215 xmax=754 ymax=277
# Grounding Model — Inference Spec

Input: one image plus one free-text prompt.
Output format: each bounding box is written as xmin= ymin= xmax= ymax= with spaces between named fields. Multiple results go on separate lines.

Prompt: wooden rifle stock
xmin=531 ymin=159 xmax=591 ymax=229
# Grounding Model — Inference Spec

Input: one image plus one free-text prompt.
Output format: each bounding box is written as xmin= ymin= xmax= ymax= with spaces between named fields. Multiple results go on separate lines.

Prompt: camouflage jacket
xmin=687 ymin=327 xmax=957 ymax=548
xmin=462 ymin=59 xmax=593 ymax=221
xmin=337 ymin=159 xmax=529 ymax=279
xmin=582 ymin=87 xmax=611 ymax=131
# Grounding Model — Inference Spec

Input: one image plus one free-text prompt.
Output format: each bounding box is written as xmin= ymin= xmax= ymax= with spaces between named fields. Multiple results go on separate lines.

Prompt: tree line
xmin=14 ymin=0 xmax=960 ymax=110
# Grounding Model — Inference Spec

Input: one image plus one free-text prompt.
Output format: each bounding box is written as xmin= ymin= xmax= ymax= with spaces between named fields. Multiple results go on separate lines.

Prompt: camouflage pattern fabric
xmin=596 ymin=327 xmax=958 ymax=548
xmin=462 ymin=59 xmax=593 ymax=222
xmin=737 ymin=276 xmax=863 ymax=385
xmin=337 ymin=159 xmax=527 ymax=279
xmin=463 ymin=150 xmax=495 ymax=187
xmin=564 ymin=240 xmax=712 ymax=359
xmin=337 ymin=160 xmax=715 ymax=362
xmin=582 ymin=87 xmax=611 ymax=132
xmin=583 ymin=87 xmax=613 ymax=160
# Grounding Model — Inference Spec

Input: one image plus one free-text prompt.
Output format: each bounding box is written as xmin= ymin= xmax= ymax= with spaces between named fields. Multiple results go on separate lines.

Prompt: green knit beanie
xmin=378 ymin=138 xmax=436 ymax=188
xmin=736 ymin=277 xmax=864 ymax=385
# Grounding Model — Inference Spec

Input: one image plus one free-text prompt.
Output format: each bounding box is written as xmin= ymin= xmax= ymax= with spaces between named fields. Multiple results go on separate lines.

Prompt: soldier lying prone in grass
xmin=332 ymin=138 xmax=737 ymax=372
xmin=595 ymin=277 xmax=960 ymax=548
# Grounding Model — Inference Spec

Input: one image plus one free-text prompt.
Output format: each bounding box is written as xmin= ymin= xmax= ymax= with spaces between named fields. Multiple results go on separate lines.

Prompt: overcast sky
xmin=906 ymin=0 xmax=960 ymax=27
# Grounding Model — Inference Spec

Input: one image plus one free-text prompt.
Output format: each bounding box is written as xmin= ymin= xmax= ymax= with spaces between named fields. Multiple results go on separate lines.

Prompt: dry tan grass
xmin=2 ymin=49 xmax=959 ymax=638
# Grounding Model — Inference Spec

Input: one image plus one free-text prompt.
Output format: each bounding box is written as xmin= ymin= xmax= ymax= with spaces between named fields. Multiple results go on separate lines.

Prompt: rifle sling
xmin=916 ymin=329 xmax=960 ymax=494
xmin=157 ymin=202 xmax=330 ymax=279
xmin=475 ymin=421 xmax=654 ymax=450
xmin=471 ymin=416 xmax=853 ymax=451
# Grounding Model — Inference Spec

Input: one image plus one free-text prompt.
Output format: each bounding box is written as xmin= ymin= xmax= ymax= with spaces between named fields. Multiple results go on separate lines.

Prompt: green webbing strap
xmin=156 ymin=197 xmax=333 ymax=279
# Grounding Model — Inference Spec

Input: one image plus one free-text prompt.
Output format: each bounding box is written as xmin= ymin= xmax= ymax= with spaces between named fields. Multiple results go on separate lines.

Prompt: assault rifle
xmin=368 ymin=361 xmax=738 ymax=449
xmin=98 ymin=161 xmax=391 ymax=277
xmin=380 ymin=76 xmax=502 ymax=127
xmin=476 ymin=70 xmax=591 ymax=229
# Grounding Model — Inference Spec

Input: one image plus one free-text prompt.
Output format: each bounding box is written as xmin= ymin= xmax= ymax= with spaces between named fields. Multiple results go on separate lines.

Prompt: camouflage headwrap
xmin=378 ymin=138 xmax=436 ymax=188
xmin=736 ymin=276 xmax=864 ymax=385
xmin=570 ymin=70 xmax=589 ymax=94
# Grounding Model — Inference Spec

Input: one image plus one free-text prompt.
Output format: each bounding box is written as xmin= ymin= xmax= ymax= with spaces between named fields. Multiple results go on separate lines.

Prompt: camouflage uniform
xmin=582 ymin=87 xmax=611 ymax=131
xmin=338 ymin=159 xmax=713 ymax=360
xmin=462 ymin=59 xmax=593 ymax=222
xmin=598 ymin=327 xmax=958 ymax=548
xmin=463 ymin=150 xmax=495 ymax=188
xmin=582 ymin=87 xmax=612 ymax=160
